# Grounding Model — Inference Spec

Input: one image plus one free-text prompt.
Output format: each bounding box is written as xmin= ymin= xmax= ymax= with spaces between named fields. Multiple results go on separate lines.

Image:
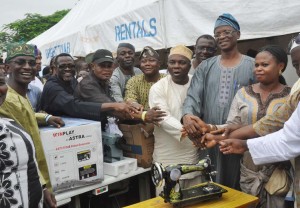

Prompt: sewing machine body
xmin=151 ymin=156 xmax=227 ymax=207
xmin=102 ymin=132 xmax=124 ymax=163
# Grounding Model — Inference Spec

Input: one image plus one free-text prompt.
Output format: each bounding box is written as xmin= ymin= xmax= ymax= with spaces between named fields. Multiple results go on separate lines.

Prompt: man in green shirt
xmin=1 ymin=43 xmax=64 ymax=208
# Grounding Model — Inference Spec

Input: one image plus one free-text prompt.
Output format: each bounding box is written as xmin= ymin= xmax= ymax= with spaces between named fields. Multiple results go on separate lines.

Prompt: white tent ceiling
xmin=28 ymin=0 xmax=300 ymax=64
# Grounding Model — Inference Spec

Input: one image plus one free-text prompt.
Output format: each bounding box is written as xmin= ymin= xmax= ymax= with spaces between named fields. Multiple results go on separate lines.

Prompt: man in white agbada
xmin=149 ymin=45 xmax=205 ymax=195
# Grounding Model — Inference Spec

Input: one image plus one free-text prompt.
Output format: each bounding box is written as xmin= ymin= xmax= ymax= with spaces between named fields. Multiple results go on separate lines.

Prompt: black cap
xmin=117 ymin=43 xmax=135 ymax=52
xmin=92 ymin=49 xmax=114 ymax=64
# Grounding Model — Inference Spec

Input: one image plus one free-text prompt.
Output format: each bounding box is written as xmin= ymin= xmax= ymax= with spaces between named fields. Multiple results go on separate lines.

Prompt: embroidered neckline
xmin=217 ymin=55 xmax=245 ymax=70
xmin=245 ymin=85 xmax=290 ymax=120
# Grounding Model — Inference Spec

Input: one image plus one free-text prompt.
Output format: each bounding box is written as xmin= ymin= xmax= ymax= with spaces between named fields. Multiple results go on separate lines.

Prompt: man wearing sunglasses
xmin=0 ymin=43 xmax=65 ymax=208
xmin=41 ymin=52 xmax=139 ymax=121
xmin=182 ymin=13 xmax=256 ymax=189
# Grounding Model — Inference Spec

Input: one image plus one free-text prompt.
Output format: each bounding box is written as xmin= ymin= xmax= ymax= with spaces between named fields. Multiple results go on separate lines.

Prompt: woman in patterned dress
xmin=201 ymin=45 xmax=292 ymax=208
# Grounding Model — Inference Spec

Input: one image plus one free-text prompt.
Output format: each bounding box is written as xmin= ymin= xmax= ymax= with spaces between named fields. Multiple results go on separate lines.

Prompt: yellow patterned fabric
xmin=253 ymin=89 xmax=300 ymax=136
xmin=291 ymin=78 xmax=300 ymax=95
xmin=125 ymin=73 xmax=165 ymax=110
xmin=0 ymin=86 xmax=51 ymax=188
xmin=223 ymin=85 xmax=291 ymax=207
xmin=226 ymin=85 xmax=290 ymax=126
xmin=252 ymin=89 xmax=300 ymax=207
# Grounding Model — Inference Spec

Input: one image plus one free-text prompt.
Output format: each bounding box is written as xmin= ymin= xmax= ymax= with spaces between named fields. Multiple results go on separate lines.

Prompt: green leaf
xmin=1 ymin=9 xmax=70 ymax=43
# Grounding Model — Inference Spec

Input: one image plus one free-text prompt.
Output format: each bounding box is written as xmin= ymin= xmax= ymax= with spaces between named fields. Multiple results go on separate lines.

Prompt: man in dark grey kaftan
xmin=182 ymin=13 xmax=255 ymax=189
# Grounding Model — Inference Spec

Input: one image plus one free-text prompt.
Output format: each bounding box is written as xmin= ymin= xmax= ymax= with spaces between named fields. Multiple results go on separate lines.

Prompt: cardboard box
xmin=40 ymin=117 xmax=103 ymax=193
xmin=118 ymin=123 xmax=154 ymax=168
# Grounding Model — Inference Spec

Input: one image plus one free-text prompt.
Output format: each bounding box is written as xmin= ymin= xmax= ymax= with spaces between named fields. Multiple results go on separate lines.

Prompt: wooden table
xmin=125 ymin=183 xmax=259 ymax=208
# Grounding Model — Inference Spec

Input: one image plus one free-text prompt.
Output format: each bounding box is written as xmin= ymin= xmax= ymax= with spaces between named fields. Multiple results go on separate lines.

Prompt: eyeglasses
xmin=196 ymin=46 xmax=216 ymax=53
xmin=10 ymin=59 xmax=36 ymax=67
xmin=287 ymin=34 xmax=300 ymax=54
xmin=57 ymin=64 xmax=75 ymax=70
xmin=214 ymin=30 xmax=236 ymax=39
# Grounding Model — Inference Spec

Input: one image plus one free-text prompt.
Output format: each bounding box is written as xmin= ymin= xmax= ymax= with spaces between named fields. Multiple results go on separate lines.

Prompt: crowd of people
xmin=1 ymin=12 xmax=300 ymax=208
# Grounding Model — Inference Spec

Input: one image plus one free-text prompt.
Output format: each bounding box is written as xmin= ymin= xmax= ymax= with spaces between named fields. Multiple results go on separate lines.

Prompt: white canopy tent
xmin=29 ymin=0 xmax=300 ymax=64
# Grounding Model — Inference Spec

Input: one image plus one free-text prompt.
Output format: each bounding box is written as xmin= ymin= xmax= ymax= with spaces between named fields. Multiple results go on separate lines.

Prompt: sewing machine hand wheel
xmin=151 ymin=162 xmax=164 ymax=187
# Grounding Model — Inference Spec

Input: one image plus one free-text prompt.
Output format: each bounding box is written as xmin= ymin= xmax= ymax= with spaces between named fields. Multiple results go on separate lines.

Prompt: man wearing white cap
xmin=149 ymin=45 xmax=206 ymax=195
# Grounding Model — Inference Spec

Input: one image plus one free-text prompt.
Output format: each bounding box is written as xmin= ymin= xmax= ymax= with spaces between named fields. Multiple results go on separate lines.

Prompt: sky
xmin=0 ymin=0 xmax=79 ymax=29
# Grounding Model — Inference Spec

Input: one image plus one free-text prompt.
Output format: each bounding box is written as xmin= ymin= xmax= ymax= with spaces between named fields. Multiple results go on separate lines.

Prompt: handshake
xmin=181 ymin=114 xmax=247 ymax=154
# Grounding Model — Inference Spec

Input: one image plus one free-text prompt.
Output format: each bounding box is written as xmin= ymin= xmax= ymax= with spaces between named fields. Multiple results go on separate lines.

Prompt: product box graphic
xmin=40 ymin=117 xmax=103 ymax=193
xmin=118 ymin=123 xmax=154 ymax=168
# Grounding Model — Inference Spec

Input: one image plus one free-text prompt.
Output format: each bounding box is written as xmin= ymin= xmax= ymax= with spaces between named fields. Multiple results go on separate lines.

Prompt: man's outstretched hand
xmin=219 ymin=139 xmax=248 ymax=154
